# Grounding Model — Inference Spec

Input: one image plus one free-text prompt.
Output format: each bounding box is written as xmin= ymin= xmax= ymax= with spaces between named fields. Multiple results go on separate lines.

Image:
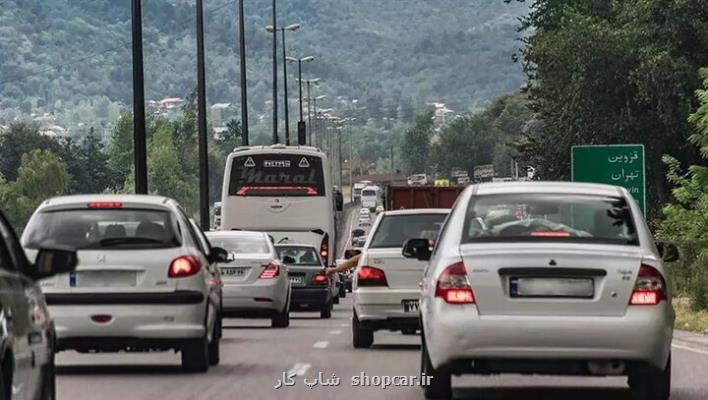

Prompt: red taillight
xmin=435 ymin=261 xmax=475 ymax=304
xmin=168 ymin=256 xmax=201 ymax=278
xmin=236 ymin=186 xmax=318 ymax=196
xmin=629 ymin=264 xmax=666 ymax=306
xmin=357 ymin=266 xmax=388 ymax=287
xmin=259 ymin=262 xmax=280 ymax=279
xmin=311 ymin=273 xmax=328 ymax=285
xmin=320 ymin=234 xmax=330 ymax=262
xmin=87 ymin=201 xmax=123 ymax=209
xmin=90 ymin=315 xmax=113 ymax=324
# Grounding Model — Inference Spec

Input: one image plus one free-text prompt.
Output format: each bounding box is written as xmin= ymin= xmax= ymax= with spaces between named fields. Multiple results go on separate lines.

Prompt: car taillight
xmin=311 ymin=273 xmax=328 ymax=285
xmin=357 ymin=266 xmax=388 ymax=287
xmin=320 ymin=234 xmax=329 ymax=262
xmin=629 ymin=264 xmax=666 ymax=306
xmin=435 ymin=261 xmax=475 ymax=304
xmin=87 ymin=201 xmax=123 ymax=208
xmin=168 ymin=256 xmax=201 ymax=278
xmin=259 ymin=262 xmax=280 ymax=279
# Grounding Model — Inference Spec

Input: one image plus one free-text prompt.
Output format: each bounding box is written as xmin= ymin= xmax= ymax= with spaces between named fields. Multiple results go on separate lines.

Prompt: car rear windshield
xmin=362 ymin=190 xmax=377 ymax=197
xmin=462 ymin=193 xmax=639 ymax=245
xmin=276 ymin=246 xmax=322 ymax=266
xmin=369 ymin=214 xmax=447 ymax=249
xmin=228 ymin=154 xmax=325 ymax=197
xmin=23 ymin=209 xmax=180 ymax=250
xmin=208 ymin=236 xmax=270 ymax=254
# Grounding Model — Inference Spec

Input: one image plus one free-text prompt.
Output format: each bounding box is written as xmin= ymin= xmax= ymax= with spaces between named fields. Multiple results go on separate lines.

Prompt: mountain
xmin=0 ymin=0 xmax=528 ymax=131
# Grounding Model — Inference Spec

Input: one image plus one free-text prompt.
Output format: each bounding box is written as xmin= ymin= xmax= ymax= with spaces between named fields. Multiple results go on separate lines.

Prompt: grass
xmin=674 ymin=300 xmax=708 ymax=335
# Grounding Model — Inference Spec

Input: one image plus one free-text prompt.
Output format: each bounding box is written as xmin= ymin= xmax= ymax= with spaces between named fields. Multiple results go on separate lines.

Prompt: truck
xmin=384 ymin=185 xmax=465 ymax=210
xmin=352 ymin=180 xmax=372 ymax=204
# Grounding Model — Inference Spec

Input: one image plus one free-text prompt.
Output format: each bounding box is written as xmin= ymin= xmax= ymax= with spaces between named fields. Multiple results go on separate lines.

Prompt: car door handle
xmin=418 ymin=282 xmax=423 ymax=288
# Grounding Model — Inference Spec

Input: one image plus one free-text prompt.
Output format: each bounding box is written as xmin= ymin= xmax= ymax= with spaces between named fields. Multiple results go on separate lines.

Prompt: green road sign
xmin=571 ymin=144 xmax=646 ymax=215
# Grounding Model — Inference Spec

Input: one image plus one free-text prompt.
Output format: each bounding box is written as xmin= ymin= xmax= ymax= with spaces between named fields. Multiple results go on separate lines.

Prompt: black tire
xmin=37 ymin=352 xmax=56 ymax=400
xmin=421 ymin=333 xmax=452 ymax=399
xmin=181 ymin=336 xmax=210 ymax=373
xmin=628 ymin=356 xmax=671 ymax=400
xmin=339 ymin=283 xmax=346 ymax=298
xmin=333 ymin=293 xmax=340 ymax=304
xmin=0 ymin=361 xmax=7 ymax=400
xmin=208 ymin=318 xmax=221 ymax=366
xmin=272 ymin=309 xmax=290 ymax=328
xmin=320 ymin=301 xmax=332 ymax=319
xmin=352 ymin=312 xmax=374 ymax=348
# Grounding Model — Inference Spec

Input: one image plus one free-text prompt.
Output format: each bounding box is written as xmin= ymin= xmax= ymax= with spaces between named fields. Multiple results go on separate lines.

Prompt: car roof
xmin=274 ymin=244 xmax=317 ymax=249
xmin=205 ymin=230 xmax=266 ymax=239
xmin=37 ymin=194 xmax=176 ymax=210
xmin=472 ymin=181 xmax=624 ymax=197
xmin=381 ymin=208 xmax=451 ymax=216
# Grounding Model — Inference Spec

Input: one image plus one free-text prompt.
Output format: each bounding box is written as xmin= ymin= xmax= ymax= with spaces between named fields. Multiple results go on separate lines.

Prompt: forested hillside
xmin=0 ymin=0 xmax=527 ymax=131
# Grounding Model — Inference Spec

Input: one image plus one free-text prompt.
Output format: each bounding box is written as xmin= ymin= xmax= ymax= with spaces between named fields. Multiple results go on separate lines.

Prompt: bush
xmin=689 ymin=253 xmax=708 ymax=311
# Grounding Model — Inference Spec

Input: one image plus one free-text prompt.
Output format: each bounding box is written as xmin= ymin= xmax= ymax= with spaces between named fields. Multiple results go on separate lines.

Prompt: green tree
xmin=400 ymin=110 xmax=434 ymax=174
xmin=107 ymin=114 xmax=135 ymax=190
xmin=0 ymin=122 xmax=57 ymax=181
xmin=431 ymin=114 xmax=496 ymax=178
xmin=81 ymin=127 xmax=112 ymax=193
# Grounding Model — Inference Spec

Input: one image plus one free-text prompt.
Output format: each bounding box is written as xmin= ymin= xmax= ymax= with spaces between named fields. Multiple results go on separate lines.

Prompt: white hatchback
xmin=405 ymin=182 xmax=677 ymax=399
xmin=21 ymin=195 xmax=228 ymax=372
xmin=352 ymin=209 xmax=449 ymax=348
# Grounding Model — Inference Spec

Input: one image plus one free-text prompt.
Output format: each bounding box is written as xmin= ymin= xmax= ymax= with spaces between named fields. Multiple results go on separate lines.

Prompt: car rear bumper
xmin=45 ymin=291 xmax=204 ymax=305
xmin=424 ymin=300 xmax=673 ymax=371
xmin=290 ymin=287 xmax=330 ymax=310
xmin=354 ymin=288 xmax=421 ymax=327
xmin=222 ymin=280 xmax=288 ymax=314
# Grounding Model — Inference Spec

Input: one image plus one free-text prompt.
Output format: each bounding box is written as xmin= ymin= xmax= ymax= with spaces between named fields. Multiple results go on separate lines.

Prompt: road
xmin=56 ymin=296 xmax=708 ymax=399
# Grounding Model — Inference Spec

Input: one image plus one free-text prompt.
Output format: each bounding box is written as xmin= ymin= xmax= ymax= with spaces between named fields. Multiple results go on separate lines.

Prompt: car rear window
xmin=207 ymin=236 xmax=270 ymax=254
xmin=276 ymin=246 xmax=322 ymax=266
xmin=23 ymin=209 xmax=180 ymax=250
xmin=369 ymin=214 xmax=447 ymax=249
xmin=362 ymin=190 xmax=377 ymax=197
xmin=462 ymin=193 xmax=639 ymax=245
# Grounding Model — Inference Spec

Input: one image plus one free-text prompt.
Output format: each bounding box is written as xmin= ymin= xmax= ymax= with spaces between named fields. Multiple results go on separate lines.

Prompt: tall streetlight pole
xmin=267 ymin=23 xmax=300 ymax=145
xmin=312 ymin=95 xmax=326 ymax=148
xmin=131 ymin=0 xmax=147 ymax=194
xmin=237 ymin=0 xmax=249 ymax=145
xmin=270 ymin=0 xmax=278 ymax=144
xmin=287 ymin=56 xmax=315 ymax=145
xmin=196 ymin=0 xmax=209 ymax=230
xmin=304 ymin=78 xmax=319 ymax=145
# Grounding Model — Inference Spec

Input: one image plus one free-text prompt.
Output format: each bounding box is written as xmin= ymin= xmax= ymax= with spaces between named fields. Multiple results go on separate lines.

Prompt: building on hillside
xmin=429 ymin=102 xmax=457 ymax=130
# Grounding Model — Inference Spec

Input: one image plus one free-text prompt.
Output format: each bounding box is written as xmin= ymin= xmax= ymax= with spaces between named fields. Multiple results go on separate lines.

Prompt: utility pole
xmin=271 ymin=0 xmax=278 ymax=144
xmin=196 ymin=0 xmax=210 ymax=230
xmin=131 ymin=0 xmax=147 ymax=194
xmin=281 ymin=29 xmax=290 ymax=145
xmin=306 ymin=81 xmax=312 ymax=144
xmin=238 ymin=0 xmax=249 ymax=145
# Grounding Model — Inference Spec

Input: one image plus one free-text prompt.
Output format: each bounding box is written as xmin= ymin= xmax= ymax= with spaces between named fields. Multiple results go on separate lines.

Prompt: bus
xmin=360 ymin=185 xmax=382 ymax=212
xmin=220 ymin=145 xmax=339 ymax=265
xmin=352 ymin=180 xmax=372 ymax=204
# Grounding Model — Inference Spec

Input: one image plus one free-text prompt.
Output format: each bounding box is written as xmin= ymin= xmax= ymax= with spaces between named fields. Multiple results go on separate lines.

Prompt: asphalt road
xmin=56 ymin=296 xmax=708 ymax=400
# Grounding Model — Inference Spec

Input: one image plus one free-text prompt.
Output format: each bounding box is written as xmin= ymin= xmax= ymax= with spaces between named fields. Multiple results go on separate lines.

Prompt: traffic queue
xmin=0 ymin=144 xmax=679 ymax=400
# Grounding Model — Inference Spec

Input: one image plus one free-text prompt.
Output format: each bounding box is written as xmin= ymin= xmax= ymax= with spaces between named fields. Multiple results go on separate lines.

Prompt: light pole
xmin=270 ymin=0 xmax=278 ymax=144
xmin=312 ymin=95 xmax=326 ymax=148
xmin=196 ymin=0 xmax=210 ymax=230
xmin=267 ymin=24 xmax=300 ymax=145
xmin=304 ymin=78 xmax=319 ymax=145
xmin=237 ymin=0 xmax=249 ymax=145
xmin=131 ymin=0 xmax=147 ymax=194
xmin=286 ymin=56 xmax=315 ymax=144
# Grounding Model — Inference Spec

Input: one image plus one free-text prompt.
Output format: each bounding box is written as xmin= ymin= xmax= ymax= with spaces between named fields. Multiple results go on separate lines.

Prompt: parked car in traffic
xmin=21 ymin=195 xmax=228 ymax=372
xmin=352 ymin=209 xmax=449 ymax=348
xmin=405 ymin=182 xmax=678 ymax=399
xmin=205 ymin=231 xmax=291 ymax=328
xmin=276 ymin=244 xmax=336 ymax=318
xmin=0 ymin=207 xmax=78 ymax=399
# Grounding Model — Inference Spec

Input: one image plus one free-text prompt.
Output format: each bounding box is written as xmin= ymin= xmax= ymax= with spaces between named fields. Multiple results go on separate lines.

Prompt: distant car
xmin=275 ymin=244 xmax=336 ymax=318
xmin=206 ymin=231 xmax=291 ymax=328
xmin=0 ymin=207 xmax=78 ymax=399
xmin=375 ymin=205 xmax=385 ymax=213
xmin=407 ymin=173 xmax=429 ymax=186
xmin=21 ymin=195 xmax=228 ymax=372
xmin=352 ymin=209 xmax=449 ymax=348
xmin=337 ymin=259 xmax=354 ymax=292
xmin=359 ymin=208 xmax=371 ymax=216
xmin=352 ymin=234 xmax=368 ymax=248
xmin=358 ymin=221 xmax=371 ymax=229
xmin=408 ymin=182 xmax=677 ymax=399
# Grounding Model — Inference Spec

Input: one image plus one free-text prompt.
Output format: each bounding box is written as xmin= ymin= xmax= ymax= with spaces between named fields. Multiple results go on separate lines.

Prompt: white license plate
xmin=221 ymin=267 xmax=247 ymax=277
xmin=73 ymin=271 xmax=136 ymax=287
xmin=402 ymin=299 xmax=419 ymax=312
xmin=289 ymin=276 xmax=304 ymax=285
xmin=510 ymin=277 xmax=594 ymax=298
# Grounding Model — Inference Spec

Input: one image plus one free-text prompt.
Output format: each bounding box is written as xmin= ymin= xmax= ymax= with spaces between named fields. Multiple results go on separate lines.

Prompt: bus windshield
xmin=228 ymin=154 xmax=326 ymax=197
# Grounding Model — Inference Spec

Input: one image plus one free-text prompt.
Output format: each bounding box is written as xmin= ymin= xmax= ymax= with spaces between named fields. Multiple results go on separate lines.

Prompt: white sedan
xmin=405 ymin=182 xmax=677 ymax=399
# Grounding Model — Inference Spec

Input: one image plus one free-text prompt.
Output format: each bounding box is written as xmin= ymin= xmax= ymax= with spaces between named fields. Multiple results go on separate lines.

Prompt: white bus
xmin=220 ymin=145 xmax=339 ymax=265
xmin=360 ymin=185 xmax=382 ymax=212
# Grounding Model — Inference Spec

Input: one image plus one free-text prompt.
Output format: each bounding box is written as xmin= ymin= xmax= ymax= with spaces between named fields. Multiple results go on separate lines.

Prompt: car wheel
xmin=38 ymin=351 xmax=56 ymax=400
xmin=181 ymin=335 xmax=210 ymax=373
xmin=0 ymin=361 xmax=7 ymax=400
xmin=421 ymin=334 xmax=452 ymax=399
xmin=628 ymin=356 xmax=671 ymax=400
xmin=333 ymin=292 xmax=340 ymax=304
xmin=208 ymin=318 xmax=221 ymax=366
xmin=339 ymin=284 xmax=346 ymax=298
xmin=320 ymin=299 xmax=333 ymax=319
xmin=272 ymin=308 xmax=290 ymax=328
xmin=352 ymin=311 xmax=374 ymax=348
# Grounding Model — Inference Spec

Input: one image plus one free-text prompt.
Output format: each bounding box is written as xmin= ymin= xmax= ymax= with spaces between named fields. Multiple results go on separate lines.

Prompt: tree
xmin=400 ymin=110 xmax=434 ymax=174
xmin=107 ymin=114 xmax=135 ymax=190
xmin=431 ymin=115 xmax=496 ymax=178
xmin=0 ymin=122 xmax=57 ymax=181
xmin=81 ymin=127 xmax=112 ymax=193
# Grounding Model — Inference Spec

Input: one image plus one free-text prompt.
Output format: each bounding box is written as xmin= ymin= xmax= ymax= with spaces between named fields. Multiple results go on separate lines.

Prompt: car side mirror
xmin=657 ymin=242 xmax=679 ymax=263
xmin=344 ymin=249 xmax=362 ymax=259
xmin=208 ymin=247 xmax=230 ymax=264
xmin=402 ymin=238 xmax=432 ymax=261
xmin=282 ymin=255 xmax=296 ymax=264
xmin=33 ymin=247 xmax=78 ymax=280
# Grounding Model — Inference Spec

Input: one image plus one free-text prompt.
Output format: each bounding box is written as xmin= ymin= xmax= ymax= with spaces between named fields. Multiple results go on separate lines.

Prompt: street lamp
xmin=267 ymin=23 xmax=300 ymax=145
xmin=312 ymin=95 xmax=326 ymax=148
xmin=237 ymin=0 xmax=249 ymax=145
xmin=303 ymin=78 xmax=320 ymax=145
xmin=286 ymin=56 xmax=315 ymax=144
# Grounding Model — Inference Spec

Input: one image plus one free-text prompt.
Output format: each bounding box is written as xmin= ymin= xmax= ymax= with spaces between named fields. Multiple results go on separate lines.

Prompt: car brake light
xmin=311 ymin=273 xmax=328 ymax=285
xmin=629 ymin=264 xmax=666 ymax=306
xmin=259 ymin=262 xmax=280 ymax=279
xmin=87 ymin=201 xmax=123 ymax=209
xmin=168 ymin=256 xmax=201 ymax=278
xmin=357 ymin=266 xmax=388 ymax=287
xmin=435 ymin=261 xmax=475 ymax=304
xmin=320 ymin=233 xmax=329 ymax=262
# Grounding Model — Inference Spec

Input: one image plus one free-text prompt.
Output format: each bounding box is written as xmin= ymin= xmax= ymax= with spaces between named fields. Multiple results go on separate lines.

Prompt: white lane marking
xmin=672 ymin=343 xmax=708 ymax=357
xmin=288 ymin=363 xmax=311 ymax=376
xmin=329 ymin=330 xmax=342 ymax=335
xmin=313 ymin=341 xmax=329 ymax=349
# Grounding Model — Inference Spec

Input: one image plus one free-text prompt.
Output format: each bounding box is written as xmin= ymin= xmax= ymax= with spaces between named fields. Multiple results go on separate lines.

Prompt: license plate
xmin=221 ymin=267 xmax=247 ymax=277
xmin=402 ymin=299 xmax=419 ymax=313
xmin=510 ymin=277 xmax=594 ymax=298
xmin=73 ymin=271 xmax=136 ymax=287
xmin=289 ymin=276 xmax=304 ymax=286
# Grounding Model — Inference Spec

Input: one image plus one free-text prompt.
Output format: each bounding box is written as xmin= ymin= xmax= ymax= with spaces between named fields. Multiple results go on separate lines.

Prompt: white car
xmin=205 ymin=231 xmax=291 ymax=328
xmin=352 ymin=209 xmax=449 ymax=348
xmin=21 ymin=195 xmax=228 ymax=372
xmin=405 ymin=182 xmax=677 ymax=399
